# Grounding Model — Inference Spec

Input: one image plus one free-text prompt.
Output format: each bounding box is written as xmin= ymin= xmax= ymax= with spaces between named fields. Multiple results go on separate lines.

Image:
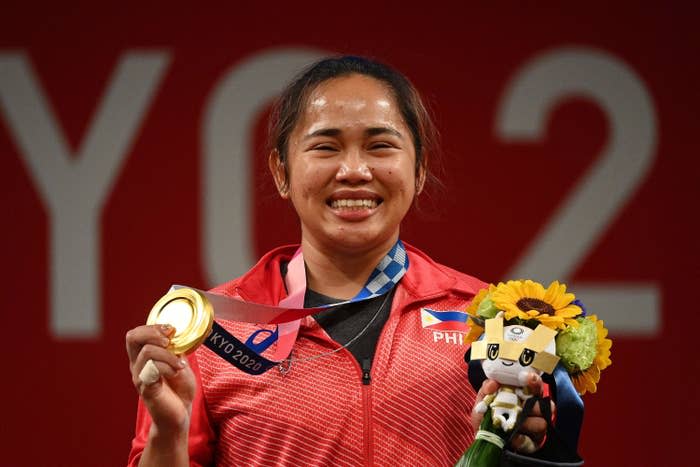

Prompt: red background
xmin=1 ymin=3 xmax=698 ymax=466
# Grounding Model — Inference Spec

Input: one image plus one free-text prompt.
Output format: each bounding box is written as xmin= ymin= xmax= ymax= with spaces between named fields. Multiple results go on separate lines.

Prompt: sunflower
xmin=463 ymin=285 xmax=496 ymax=344
xmin=491 ymin=280 xmax=583 ymax=330
xmin=569 ymin=315 xmax=612 ymax=395
xmin=466 ymin=286 xmax=489 ymax=316
xmin=466 ymin=284 xmax=499 ymax=317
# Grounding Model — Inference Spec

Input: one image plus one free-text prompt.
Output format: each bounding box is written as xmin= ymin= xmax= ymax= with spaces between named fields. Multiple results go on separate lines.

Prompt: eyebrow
xmin=366 ymin=127 xmax=403 ymax=139
xmin=303 ymin=126 xmax=404 ymax=140
xmin=304 ymin=128 xmax=341 ymax=139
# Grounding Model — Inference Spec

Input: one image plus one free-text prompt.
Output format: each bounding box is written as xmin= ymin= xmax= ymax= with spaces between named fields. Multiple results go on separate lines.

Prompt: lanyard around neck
xmin=189 ymin=240 xmax=409 ymax=375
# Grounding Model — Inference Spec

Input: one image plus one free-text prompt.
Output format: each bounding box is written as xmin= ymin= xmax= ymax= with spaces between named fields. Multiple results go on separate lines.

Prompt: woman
xmin=126 ymin=56 xmax=549 ymax=466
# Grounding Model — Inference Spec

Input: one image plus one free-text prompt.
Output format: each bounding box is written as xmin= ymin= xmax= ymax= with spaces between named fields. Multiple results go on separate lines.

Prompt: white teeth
xmin=331 ymin=199 xmax=378 ymax=210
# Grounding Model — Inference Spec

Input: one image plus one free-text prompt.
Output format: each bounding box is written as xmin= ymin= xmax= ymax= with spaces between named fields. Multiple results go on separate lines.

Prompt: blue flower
xmin=572 ymin=299 xmax=587 ymax=317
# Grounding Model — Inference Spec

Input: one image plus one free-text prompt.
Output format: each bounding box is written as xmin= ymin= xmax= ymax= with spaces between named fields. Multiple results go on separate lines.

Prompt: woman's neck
xmin=301 ymin=235 xmax=398 ymax=300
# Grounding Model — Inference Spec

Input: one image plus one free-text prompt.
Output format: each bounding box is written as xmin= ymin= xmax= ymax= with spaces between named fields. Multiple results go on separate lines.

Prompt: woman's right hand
xmin=126 ymin=324 xmax=196 ymax=437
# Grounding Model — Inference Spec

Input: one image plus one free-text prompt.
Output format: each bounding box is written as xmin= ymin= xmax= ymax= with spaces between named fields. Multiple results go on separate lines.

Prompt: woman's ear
xmin=268 ymin=149 xmax=289 ymax=199
xmin=415 ymin=163 xmax=427 ymax=195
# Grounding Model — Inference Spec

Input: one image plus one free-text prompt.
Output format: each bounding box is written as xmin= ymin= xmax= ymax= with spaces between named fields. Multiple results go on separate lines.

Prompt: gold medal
xmin=146 ymin=288 xmax=214 ymax=355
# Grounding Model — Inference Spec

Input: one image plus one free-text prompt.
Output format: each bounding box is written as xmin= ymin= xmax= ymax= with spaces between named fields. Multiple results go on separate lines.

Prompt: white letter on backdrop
xmin=0 ymin=51 xmax=170 ymax=338
xmin=202 ymin=48 xmax=325 ymax=285
xmin=496 ymin=47 xmax=659 ymax=336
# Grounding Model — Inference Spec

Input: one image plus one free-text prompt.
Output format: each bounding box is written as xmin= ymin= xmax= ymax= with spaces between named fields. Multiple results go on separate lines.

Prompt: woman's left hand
xmin=471 ymin=374 xmax=555 ymax=454
xmin=512 ymin=373 xmax=555 ymax=453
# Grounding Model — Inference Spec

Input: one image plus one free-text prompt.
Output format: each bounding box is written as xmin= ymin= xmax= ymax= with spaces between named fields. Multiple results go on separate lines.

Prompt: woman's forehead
xmin=307 ymin=92 xmax=393 ymax=114
xmin=308 ymin=75 xmax=393 ymax=108
xmin=296 ymin=75 xmax=406 ymax=132
xmin=313 ymin=73 xmax=383 ymax=90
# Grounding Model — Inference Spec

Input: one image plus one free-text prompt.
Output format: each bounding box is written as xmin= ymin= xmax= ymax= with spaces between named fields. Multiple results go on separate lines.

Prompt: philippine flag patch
xmin=420 ymin=308 xmax=469 ymax=332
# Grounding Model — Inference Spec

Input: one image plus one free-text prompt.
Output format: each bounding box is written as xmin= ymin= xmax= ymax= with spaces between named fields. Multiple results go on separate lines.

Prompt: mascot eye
xmin=519 ymin=348 xmax=535 ymax=366
xmin=487 ymin=343 xmax=500 ymax=360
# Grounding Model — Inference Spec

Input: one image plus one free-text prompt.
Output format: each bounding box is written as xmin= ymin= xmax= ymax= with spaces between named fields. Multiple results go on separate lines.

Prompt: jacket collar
xmin=400 ymin=242 xmax=481 ymax=299
xmin=229 ymin=242 xmax=482 ymax=306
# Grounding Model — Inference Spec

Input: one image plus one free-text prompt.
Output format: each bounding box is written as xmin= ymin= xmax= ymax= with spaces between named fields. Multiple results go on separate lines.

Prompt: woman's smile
xmin=327 ymin=189 xmax=383 ymax=220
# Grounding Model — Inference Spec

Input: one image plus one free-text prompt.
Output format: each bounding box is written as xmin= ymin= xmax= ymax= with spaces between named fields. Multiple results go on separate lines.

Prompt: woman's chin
xmin=325 ymin=227 xmax=397 ymax=253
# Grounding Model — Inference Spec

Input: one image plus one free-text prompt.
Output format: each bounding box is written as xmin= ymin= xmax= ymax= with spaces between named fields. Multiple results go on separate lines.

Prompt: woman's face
xmin=275 ymin=74 xmax=423 ymax=254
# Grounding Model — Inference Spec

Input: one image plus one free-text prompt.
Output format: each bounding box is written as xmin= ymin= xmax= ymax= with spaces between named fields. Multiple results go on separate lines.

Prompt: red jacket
xmin=128 ymin=243 xmax=486 ymax=466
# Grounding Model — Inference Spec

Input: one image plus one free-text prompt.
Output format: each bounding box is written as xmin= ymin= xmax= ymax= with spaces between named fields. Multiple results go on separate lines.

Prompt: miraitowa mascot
xmin=456 ymin=313 xmax=559 ymax=467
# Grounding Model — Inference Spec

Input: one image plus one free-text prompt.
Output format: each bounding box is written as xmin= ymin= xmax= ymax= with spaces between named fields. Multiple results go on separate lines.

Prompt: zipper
xmin=361 ymin=358 xmax=372 ymax=385
xmin=361 ymin=358 xmax=373 ymax=466
xmin=349 ymin=289 xmax=446 ymax=466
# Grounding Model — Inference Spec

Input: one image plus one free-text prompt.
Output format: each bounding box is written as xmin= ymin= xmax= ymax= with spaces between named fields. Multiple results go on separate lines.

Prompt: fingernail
xmin=179 ymin=358 xmax=187 ymax=368
xmin=160 ymin=324 xmax=173 ymax=334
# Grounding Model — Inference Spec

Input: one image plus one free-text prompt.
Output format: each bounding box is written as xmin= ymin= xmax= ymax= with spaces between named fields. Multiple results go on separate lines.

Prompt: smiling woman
xmin=125 ymin=56 xmax=552 ymax=467
xmin=270 ymin=73 xmax=425 ymax=299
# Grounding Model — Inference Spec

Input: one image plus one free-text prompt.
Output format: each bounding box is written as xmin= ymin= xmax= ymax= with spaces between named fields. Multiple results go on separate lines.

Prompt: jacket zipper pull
xmin=361 ymin=358 xmax=372 ymax=385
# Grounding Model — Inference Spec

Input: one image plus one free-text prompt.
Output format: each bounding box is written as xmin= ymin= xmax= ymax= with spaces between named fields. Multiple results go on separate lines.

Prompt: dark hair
xmin=268 ymin=55 xmax=441 ymax=191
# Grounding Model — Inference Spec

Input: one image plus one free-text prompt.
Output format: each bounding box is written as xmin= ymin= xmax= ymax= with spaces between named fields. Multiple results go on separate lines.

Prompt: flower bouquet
xmin=455 ymin=280 xmax=612 ymax=467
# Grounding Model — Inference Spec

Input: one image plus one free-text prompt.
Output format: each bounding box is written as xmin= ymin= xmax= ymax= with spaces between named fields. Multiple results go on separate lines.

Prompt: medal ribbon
xmin=193 ymin=240 xmax=409 ymax=375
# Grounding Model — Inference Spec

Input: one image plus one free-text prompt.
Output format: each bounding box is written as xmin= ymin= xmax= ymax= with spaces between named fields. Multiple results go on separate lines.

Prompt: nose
xmin=335 ymin=149 xmax=372 ymax=184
